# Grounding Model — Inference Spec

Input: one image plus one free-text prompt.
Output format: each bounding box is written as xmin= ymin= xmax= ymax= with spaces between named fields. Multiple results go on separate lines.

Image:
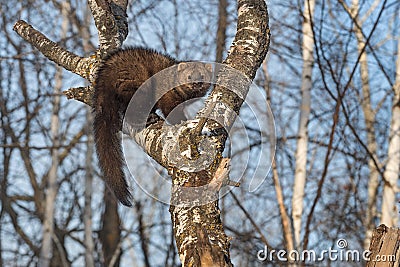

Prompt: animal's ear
xmin=204 ymin=63 xmax=213 ymax=72
xmin=177 ymin=62 xmax=188 ymax=72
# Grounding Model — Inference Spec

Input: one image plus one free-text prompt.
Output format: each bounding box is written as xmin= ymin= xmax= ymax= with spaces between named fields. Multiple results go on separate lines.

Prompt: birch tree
xmin=13 ymin=0 xmax=270 ymax=265
xmin=381 ymin=36 xmax=400 ymax=227
xmin=38 ymin=58 xmax=62 ymax=267
xmin=291 ymin=0 xmax=315 ymax=250
xmin=38 ymin=3 xmax=70 ymax=265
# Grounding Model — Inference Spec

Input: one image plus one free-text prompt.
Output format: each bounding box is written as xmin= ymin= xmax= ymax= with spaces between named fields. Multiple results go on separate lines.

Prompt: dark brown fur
xmin=93 ymin=47 xmax=211 ymax=206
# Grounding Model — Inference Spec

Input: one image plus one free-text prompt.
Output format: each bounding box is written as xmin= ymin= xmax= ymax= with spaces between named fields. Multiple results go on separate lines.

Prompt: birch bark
xmin=82 ymin=4 xmax=95 ymax=266
xmin=84 ymin=111 xmax=95 ymax=267
xmin=13 ymin=0 xmax=270 ymax=265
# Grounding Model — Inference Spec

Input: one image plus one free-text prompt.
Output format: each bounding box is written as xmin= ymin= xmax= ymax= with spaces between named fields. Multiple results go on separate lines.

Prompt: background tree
xmin=291 ymin=0 xmax=315 ymax=251
xmin=10 ymin=0 xmax=270 ymax=266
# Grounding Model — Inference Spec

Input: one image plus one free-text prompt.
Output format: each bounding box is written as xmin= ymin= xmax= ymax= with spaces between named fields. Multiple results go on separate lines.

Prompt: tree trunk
xmin=39 ymin=2 xmax=68 ymax=260
xmin=291 ymin=0 xmax=315 ymax=250
xmin=381 ymin=36 xmax=400 ymax=227
xmin=366 ymin=225 xmax=400 ymax=267
xmin=84 ymin=110 xmax=95 ymax=267
xmin=263 ymin=60 xmax=295 ymax=258
xmin=83 ymin=3 xmax=95 ymax=266
xmin=99 ymin=189 xmax=122 ymax=267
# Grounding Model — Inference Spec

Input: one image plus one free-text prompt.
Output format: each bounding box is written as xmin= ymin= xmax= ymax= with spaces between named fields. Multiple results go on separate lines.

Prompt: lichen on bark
xmin=13 ymin=0 xmax=270 ymax=265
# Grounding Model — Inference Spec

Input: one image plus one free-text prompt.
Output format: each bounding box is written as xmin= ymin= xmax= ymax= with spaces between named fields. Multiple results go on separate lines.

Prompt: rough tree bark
xmin=99 ymin=190 xmax=122 ymax=266
xmin=366 ymin=225 xmax=400 ymax=267
xmin=82 ymin=3 xmax=96 ymax=265
xmin=84 ymin=110 xmax=95 ymax=267
xmin=13 ymin=0 xmax=270 ymax=265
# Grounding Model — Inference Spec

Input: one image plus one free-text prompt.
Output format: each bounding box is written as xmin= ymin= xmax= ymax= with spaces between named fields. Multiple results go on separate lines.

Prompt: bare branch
xmin=64 ymin=86 xmax=95 ymax=107
xmin=88 ymin=0 xmax=128 ymax=55
xmin=13 ymin=20 xmax=94 ymax=80
xmin=13 ymin=0 xmax=129 ymax=103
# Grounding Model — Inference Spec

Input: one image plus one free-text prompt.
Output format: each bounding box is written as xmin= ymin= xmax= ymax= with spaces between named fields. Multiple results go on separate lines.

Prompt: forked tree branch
xmin=13 ymin=0 xmax=129 ymax=106
xmin=13 ymin=20 xmax=92 ymax=80
xmin=13 ymin=0 xmax=270 ymax=265
xmin=130 ymin=0 xmax=270 ymax=265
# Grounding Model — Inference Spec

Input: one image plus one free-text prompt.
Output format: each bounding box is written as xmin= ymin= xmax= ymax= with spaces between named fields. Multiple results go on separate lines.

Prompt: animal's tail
xmin=93 ymin=107 xmax=132 ymax=207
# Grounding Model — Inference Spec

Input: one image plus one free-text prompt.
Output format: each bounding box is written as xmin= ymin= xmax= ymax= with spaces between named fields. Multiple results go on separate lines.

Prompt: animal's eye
xmin=201 ymin=75 xmax=205 ymax=79
xmin=188 ymin=75 xmax=192 ymax=80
